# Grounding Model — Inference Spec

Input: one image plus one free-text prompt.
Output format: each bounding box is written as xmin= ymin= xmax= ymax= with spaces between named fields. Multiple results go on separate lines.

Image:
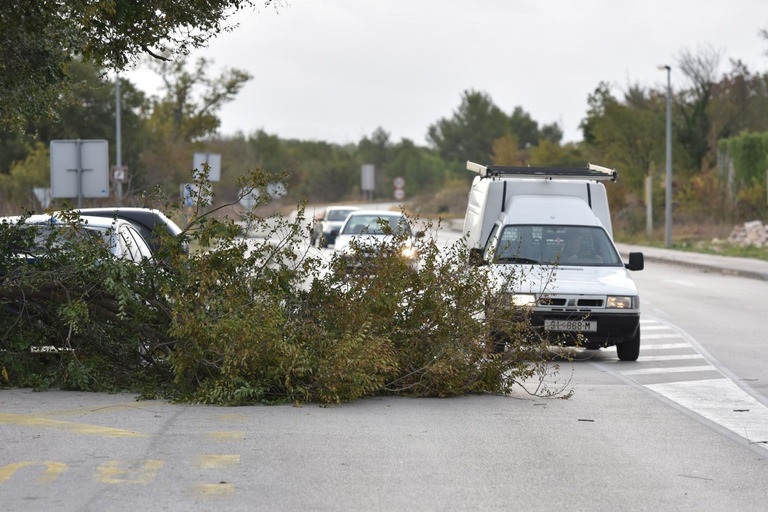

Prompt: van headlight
xmin=511 ymin=293 xmax=536 ymax=307
xmin=401 ymin=246 xmax=417 ymax=259
xmin=607 ymin=296 xmax=636 ymax=309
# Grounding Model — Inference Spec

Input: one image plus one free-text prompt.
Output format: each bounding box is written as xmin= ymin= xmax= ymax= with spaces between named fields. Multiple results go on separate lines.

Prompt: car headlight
xmin=510 ymin=293 xmax=536 ymax=307
xmin=607 ymin=296 xmax=636 ymax=309
xmin=401 ymin=246 xmax=417 ymax=259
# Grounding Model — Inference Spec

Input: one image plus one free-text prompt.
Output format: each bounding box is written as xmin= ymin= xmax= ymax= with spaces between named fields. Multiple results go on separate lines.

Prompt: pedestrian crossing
xmin=607 ymin=317 xmax=768 ymax=454
xmin=618 ymin=318 xmax=725 ymax=385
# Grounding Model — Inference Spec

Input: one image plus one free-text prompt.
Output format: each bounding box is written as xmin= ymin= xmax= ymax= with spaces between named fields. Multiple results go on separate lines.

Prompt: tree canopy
xmin=0 ymin=0 xmax=270 ymax=132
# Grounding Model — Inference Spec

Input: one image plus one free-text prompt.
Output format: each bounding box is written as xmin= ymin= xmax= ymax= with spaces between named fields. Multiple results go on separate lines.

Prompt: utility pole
xmin=115 ymin=73 xmax=123 ymax=206
xmin=660 ymin=65 xmax=672 ymax=247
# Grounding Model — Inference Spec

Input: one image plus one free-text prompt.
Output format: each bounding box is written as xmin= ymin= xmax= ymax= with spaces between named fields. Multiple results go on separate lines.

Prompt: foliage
xmin=427 ymin=90 xmax=512 ymax=165
xmin=580 ymin=82 xmax=666 ymax=195
xmin=0 ymin=143 xmax=50 ymax=212
xmin=0 ymin=0 xmax=274 ymax=133
xmin=676 ymin=46 xmax=720 ymax=172
xmin=0 ymin=212 xmax=174 ymax=392
xmin=718 ymin=131 xmax=768 ymax=218
xmin=1 ymin=167 xmax=559 ymax=404
xmin=147 ymin=56 xmax=253 ymax=143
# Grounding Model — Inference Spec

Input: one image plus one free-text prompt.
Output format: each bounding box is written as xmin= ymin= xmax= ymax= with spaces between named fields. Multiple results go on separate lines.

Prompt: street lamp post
xmin=115 ymin=73 xmax=123 ymax=206
xmin=659 ymin=65 xmax=672 ymax=246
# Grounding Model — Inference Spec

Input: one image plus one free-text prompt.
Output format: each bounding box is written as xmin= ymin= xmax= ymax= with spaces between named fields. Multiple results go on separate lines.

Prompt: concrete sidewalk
xmin=615 ymin=243 xmax=768 ymax=281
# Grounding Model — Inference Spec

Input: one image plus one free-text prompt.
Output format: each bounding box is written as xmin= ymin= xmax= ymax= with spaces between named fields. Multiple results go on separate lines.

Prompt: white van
xmin=463 ymin=161 xmax=644 ymax=361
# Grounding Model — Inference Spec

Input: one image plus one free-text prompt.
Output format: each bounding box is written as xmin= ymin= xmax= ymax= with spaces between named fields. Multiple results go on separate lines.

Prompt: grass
xmin=615 ymin=221 xmax=768 ymax=262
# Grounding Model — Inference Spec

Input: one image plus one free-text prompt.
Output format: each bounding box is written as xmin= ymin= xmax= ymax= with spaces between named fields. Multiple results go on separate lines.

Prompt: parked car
xmin=75 ymin=207 xmax=186 ymax=255
xmin=2 ymin=214 xmax=154 ymax=264
xmin=333 ymin=210 xmax=419 ymax=272
xmin=311 ymin=206 xmax=360 ymax=247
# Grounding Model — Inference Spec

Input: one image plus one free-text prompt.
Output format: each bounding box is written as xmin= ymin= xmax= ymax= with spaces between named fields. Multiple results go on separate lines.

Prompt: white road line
xmin=647 ymin=379 xmax=768 ymax=452
xmin=641 ymin=325 xmax=674 ymax=331
xmin=622 ymin=365 xmax=719 ymax=376
xmin=636 ymin=354 xmax=704 ymax=362
xmin=641 ymin=343 xmax=692 ymax=350
xmin=642 ymin=333 xmax=684 ymax=340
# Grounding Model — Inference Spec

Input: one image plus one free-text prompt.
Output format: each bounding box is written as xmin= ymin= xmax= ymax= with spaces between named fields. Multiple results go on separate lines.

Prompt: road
xmin=2 ymin=222 xmax=768 ymax=511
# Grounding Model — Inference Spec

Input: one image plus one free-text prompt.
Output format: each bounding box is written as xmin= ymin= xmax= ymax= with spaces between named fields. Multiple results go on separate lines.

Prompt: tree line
xmin=2 ymin=0 xmax=768 ymax=236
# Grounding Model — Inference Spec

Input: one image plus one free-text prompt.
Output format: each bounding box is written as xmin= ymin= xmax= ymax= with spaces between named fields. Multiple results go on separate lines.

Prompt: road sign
xmin=111 ymin=165 xmax=127 ymax=183
xmin=193 ymin=153 xmax=222 ymax=182
xmin=180 ymin=182 xmax=212 ymax=208
xmin=361 ymin=164 xmax=375 ymax=191
xmin=393 ymin=176 xmax=405 ymax=189
xmin=33 ymin=187 xmax=52 ymax=209
xmin=394 ymin=188 xmax=406 ymax=200
xmin=50 ymin=140 xmax=109 ymax=204
xmin=239 ymin=188 xmax=259 ymax=210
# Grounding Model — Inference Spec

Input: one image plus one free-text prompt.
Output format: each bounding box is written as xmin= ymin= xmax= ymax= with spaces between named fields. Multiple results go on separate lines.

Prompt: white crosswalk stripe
xmin=607 ymin=317 xmax=768 ymax=454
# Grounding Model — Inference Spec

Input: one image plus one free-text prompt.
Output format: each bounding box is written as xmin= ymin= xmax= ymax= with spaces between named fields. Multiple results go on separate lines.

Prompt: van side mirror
xmin=625 ymin=252 xmax=644 ymax=271
xmin=468 ymin=248 xmax=485 ymax=267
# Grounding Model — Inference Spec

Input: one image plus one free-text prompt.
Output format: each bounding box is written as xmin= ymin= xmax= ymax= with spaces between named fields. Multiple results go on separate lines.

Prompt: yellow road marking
xmin=205 ymin=431 xmax=245 ymax=441
xmin=194 ymin=454 xmax=241 ymax=469
xmin=215 ymin=414 xmax=247 ymax=421
xmin=193 ymin=483 xmax=235 ymax=499
xmin=32 ymin=403 xmax=155 ymax=418
xmin=93 ymin=460 xmax=164 ymax=484
xmin=0 ymin=413 xmax=148 ymax=438
xmin=0 ymin=462 xmax=67 ymax=485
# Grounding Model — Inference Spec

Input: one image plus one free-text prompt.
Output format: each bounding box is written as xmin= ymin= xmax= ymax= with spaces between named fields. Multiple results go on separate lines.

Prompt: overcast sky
xmin=126 ymin=0 xmax=768 ymax=147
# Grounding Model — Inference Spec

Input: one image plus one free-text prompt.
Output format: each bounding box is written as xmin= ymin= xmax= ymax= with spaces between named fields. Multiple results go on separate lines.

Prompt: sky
xmin=126 ymin=0 xmax=768 ymax=147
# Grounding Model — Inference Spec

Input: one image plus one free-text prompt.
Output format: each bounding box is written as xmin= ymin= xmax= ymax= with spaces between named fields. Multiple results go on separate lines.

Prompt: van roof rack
xmin=466 ymin=161 xmax=618 ymax=182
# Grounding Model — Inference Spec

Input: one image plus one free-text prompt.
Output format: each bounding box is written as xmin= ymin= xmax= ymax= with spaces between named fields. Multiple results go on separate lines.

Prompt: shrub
xmin=1 ymin=167 xmax=561 ymax=404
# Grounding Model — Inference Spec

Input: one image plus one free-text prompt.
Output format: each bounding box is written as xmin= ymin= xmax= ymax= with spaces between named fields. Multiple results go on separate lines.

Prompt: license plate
xmin=544 ymin=319 xmax=597 ymax=332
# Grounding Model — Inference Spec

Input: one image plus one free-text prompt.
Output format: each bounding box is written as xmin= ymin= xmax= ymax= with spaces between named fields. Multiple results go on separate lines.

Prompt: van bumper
xmin=529 ymin=311 xmax=640 ymax=348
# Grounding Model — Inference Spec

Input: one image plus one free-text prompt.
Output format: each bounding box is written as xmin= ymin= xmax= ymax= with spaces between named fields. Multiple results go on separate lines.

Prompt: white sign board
xmin=266 ymin=182 xmax=287 ymax=198
xmin=50 ymin=140 xmax=109 ymax=199
xmin=193 ymin=153 xmax=222 ymax=182
xmin=180 ymin=183 xmax=212 ymax=208
xmin=361 ymin=164 xmax=375 ymax=192
xmin=33 ymin=187 xmax=52 ymax=209
xmin=239 ymin=188 xmax=259 ymax=210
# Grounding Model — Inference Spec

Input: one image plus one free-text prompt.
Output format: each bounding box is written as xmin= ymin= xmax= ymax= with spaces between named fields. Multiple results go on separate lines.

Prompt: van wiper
xmin=495 ymin=257 xmax=540 ymax=264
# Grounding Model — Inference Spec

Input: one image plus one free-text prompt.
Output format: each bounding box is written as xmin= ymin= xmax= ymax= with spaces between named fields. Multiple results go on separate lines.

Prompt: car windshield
xmin=489 ymin=225 xmax=622 ymax=266
xmin=326 ymin=209 xmax=356 ymax=222
xmin=341 ymin=214 xmax=411 ymax=235
xmin=10 ymin=223 xmax=116 ymax=257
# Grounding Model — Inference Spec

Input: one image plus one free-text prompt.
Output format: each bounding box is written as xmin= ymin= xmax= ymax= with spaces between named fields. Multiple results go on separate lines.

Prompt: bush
xmin=1 ymin=167 xmax=561 ymax=404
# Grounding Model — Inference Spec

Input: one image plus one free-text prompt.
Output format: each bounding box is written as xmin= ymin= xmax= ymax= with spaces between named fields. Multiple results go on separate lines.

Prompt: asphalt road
xmin=2 ymin=373 xmax=768 ymax=512
xmin=3 ymin=221 xmax=768 ymax=511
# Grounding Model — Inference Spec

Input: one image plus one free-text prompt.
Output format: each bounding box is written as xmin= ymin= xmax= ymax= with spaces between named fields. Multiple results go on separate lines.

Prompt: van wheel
xmin=616 ymin=327 xmax=640 ymax=361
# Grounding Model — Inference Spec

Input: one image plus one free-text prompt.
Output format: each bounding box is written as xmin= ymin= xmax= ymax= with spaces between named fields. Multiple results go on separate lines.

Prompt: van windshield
xmin=489 ymin=225 xmax=622 ymax=266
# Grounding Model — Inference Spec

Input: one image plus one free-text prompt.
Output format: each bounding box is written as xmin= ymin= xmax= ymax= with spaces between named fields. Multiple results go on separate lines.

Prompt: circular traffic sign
xmin=393 ymin=176 xmax=405 ymax=189
xmin=394 ymin=188 xmax=406 ymax=200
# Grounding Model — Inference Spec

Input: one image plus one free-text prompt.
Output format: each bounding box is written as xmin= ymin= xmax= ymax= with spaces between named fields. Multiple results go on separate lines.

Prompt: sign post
xmin=50 ymin=140 xmax=109 ymax=208
xmin=393 ymin=176 xmax=405 ymax=201
xmin=193 ymin=153 xmax=222 ymax=182
xmin=361 ymin=164 xmax=375 ymax=201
